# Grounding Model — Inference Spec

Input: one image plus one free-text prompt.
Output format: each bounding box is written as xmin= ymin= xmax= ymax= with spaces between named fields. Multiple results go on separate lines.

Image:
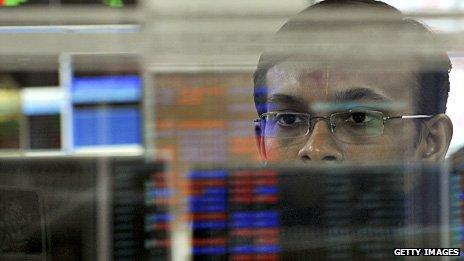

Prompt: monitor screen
xmin=0 ymin=187 xmax=47 ymax=260
xmin=110 ymin=160 xmax=170 ymax=260
xmin=0 ymin=157 xmax=97 ymax=260
xmin=188 ymin=164 xmax=448 ymax=260
xmin=0 ymin=157 xmax=169 ymax=260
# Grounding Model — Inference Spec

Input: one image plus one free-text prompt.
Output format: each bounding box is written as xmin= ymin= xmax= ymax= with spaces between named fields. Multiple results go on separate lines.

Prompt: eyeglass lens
xmin=262 ymin=111 xmax=385 ymax=143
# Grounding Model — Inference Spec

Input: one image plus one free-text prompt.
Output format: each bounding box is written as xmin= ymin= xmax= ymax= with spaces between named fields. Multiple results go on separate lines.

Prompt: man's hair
xmin=253 ymin=0 xmax=451 ymax=116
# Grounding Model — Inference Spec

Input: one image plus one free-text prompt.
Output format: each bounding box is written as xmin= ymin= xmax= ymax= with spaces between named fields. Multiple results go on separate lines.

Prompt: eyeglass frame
xmin=253 ymin=109 xmax=433 ymax=139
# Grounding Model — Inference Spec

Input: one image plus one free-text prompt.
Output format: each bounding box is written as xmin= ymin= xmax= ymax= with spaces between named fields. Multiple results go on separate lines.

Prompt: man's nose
xmin=297 ymin=120 xmax=343 ymax=162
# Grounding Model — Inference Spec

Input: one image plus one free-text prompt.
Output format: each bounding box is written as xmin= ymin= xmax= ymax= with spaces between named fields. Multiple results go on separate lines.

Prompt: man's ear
xmin=417 ymin=114 xmax=453 ymax=161
xmin=254 ymin=122 xmax=267 ymax=162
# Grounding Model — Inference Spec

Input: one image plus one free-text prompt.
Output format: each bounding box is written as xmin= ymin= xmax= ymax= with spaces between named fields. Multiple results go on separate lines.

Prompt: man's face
xmin=260 ymin=59 xmax=422 ymax=163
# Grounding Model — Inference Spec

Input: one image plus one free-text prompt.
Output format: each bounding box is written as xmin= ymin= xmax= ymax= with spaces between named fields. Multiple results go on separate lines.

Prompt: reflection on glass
xmin=0 ymin=0 xmax=462 ymax=260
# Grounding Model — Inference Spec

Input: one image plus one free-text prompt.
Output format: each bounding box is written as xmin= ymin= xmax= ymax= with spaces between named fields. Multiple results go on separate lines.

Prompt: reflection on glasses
xmin=254 ymin=110 xmax=432 ymax=143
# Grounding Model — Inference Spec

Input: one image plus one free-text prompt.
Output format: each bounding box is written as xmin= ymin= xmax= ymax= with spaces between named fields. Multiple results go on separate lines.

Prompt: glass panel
xmin=0 ymin=0 xmax=462 ymax=260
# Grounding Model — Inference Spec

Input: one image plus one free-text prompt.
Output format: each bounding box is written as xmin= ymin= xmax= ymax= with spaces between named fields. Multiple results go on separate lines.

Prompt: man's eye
xmin=276 ymin=114 xmax=303 ymax=126
xmin=346 ymin=112 xmax=371 ymax=124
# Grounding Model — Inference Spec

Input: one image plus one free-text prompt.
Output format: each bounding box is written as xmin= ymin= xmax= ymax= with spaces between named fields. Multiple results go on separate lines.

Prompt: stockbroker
xmin=253 ymin=0 xmax=453 ymax=163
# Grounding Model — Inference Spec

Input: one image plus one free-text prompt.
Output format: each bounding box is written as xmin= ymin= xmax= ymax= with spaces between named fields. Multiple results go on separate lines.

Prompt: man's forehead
xmin=265 ymin=60 xmax=417 ymax=112
xmin=265 ymin=62 xmax=328 ymax=98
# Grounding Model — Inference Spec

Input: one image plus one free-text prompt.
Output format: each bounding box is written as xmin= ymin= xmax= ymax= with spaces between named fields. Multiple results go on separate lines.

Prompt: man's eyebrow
xmin=267 ymin=94 xmax=306 ymax=109
xmin=335 ymin=87 xmax=390 ymax=102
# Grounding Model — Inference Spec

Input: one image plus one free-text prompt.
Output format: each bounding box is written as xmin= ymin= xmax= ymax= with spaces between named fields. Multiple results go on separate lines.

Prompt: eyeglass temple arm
xmin=384 ymin=115 xmax=433 ymax=121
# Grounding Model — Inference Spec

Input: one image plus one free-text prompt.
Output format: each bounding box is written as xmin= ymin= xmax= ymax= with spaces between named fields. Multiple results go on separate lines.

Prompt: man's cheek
xmin=341 ymin=139 xmax=413 ymax=162
xmin=381 ymin=130 xmax=418 ymax=159
xmin=265 ymin=138 xmax=301 ymax=162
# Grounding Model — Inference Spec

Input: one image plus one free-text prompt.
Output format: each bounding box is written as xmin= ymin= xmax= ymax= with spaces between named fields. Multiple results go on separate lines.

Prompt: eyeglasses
xmin=254 ymin=109 xmax=432 ymax=143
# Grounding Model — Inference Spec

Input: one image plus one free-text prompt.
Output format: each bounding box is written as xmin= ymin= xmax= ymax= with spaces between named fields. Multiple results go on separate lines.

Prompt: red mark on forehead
xmin=309 ymin=70 xmax=327 ymax=87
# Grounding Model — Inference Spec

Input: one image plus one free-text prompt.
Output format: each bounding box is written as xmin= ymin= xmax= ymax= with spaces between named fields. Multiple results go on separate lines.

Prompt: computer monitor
xmin=188 ymin=163 xmax=449 ymax=260
xmin=450 ymin=149 xmax=464 ymax=255
xmin=0 ymin=157 xmax=97 ymax=260
xmin=0 ymin=187 xmax=48 ymax=261
xmin=110 ymin=159 xmax=170 ymax=260
xmin=0 ymin=156 xmax=170 ymax=260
